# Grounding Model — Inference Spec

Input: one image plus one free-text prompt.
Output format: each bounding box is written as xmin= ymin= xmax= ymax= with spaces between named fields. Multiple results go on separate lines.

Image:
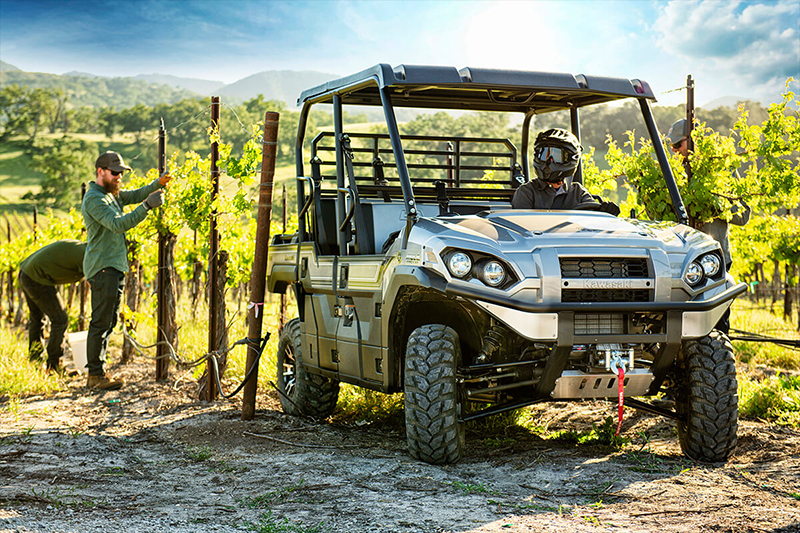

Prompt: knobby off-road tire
xmin=276 ymin=318 xmax=339 ymax=418
xmin=676 ymin=330 xmax=738 ymax=462
xmin=404 ymin=324 xmax=465 ymax=464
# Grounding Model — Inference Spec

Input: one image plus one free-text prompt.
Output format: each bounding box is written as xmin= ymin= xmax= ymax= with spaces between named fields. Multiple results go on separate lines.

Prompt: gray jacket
xmin=511 ymin=179 xmax=594 ymax=209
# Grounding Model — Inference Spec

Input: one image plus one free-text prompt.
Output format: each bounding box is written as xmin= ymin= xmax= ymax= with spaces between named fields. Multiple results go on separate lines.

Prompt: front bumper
xmin=440 ymin=278 xmax=746 ymax=341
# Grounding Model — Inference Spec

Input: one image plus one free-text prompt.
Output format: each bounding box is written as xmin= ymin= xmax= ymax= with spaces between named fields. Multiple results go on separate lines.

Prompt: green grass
xmin=238 ymin=479 xmax=306 ymax=509
xmin=540 ymin=416 xmax=630 ymax=448
xmin=0 ymin=327 xmax=63 ymax=398
xmin=0 ymin=140 xmax=46 ymax=210
xmin=731 ymin=299 xmax=800 ymax=371
xmin=0 ymin=141 xmax=44 ymax=189
xmin=330 ymin=385 xmax=404 ymax=425
xmin=188 ymin=445 xmax=214 ymax=463
xmin=30 ymin=485 xmax=106 ymax=509
xmin=729 ymin=300 xmax=800 ymax=426
xmin=446 ymin=480 xmax=491 ymax=494
xmin=248 ymin=510 xmax=327 ymax=533
xmin=739 ymin=373 xmax=800 ymax=426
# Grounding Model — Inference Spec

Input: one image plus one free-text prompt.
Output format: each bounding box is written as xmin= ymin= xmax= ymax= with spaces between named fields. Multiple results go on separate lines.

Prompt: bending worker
xmin=512 ymin=128 xmax=619 ymax=214
xmin=19 ymin=239 xmax=86 ymax=372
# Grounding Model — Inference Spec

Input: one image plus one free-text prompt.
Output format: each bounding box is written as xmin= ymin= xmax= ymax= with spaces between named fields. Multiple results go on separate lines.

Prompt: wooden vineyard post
xmin=242 ymin=111 xmax=279 ymax=420
xmin=155 ymin=118 xmax=177 ymax=380
xmin=205 ymin=96 xmax=222 ymax=402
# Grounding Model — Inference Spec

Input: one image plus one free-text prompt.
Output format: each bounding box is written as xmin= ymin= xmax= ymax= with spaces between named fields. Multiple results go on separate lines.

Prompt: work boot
xmin=86 ymin=374 xmax=124 ymax=391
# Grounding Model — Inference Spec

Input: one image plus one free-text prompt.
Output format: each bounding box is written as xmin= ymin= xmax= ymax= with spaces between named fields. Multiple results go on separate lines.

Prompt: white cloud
xmin=654 ymin=0 xmax=800 ymax=103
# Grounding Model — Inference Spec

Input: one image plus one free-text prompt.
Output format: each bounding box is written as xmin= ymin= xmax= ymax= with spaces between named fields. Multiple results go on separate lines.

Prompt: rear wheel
xmin=404 ymin=324 xmax=465 ymax=464
xmin=676 ymin=331 xmax=738 ymax=462
xmin=276 ymin=318 xmax=339 ymax=418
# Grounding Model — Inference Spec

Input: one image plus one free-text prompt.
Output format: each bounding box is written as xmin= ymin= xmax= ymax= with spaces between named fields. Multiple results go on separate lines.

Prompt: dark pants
xmin=87 ymin=268 xmax=125 ymax=376
xmin=19 ymin=271 xmax=69 ymax=367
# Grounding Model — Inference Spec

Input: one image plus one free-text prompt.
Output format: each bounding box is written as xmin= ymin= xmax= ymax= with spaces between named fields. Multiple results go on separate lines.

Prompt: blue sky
xmin=0 ymin=0 xmax=798 ymax=107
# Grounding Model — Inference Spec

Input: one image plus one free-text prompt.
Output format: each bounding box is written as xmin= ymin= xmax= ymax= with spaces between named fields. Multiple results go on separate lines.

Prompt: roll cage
xmin=293 ymin=63 xmax=689 ymax=258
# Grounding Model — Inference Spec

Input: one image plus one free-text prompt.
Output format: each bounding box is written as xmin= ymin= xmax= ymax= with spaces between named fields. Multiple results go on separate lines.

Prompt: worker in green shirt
xmin=19 ymin=239 xmax=87 ymax=372
xmin=81 ymin=151 xmax=172 ymax=390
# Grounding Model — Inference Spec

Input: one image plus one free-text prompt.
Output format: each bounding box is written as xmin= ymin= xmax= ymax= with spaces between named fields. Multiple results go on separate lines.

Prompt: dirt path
xmin=1 ymin=360 xmax=799 ymax=533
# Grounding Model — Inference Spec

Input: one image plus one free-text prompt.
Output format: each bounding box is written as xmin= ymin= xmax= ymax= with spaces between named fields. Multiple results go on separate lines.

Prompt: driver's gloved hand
xmin=599 ymin=200 xmax=620 ymax=216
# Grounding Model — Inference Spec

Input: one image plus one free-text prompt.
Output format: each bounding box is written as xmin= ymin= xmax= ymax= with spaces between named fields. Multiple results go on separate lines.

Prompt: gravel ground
xmin=1 ymin=359 xmax=799 ymax=533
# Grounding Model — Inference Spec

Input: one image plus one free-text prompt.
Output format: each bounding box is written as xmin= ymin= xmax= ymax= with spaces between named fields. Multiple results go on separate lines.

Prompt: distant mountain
xmin=702 ymin=95 xmax=760 ymax=109
xmin=0 ymin=64 xmax=341 ymax=108
xmin=0 ymin=60 xmax=20 ymax=72
xmin=63 ymin=71 xmax=101 ymax=78
xmin=0 ymin=70 xmax=200 ymax=108
xmin=218 ymin=70 xmax=340 ymax=105
xmin=133 ymin=74 xmax=225 ymax=96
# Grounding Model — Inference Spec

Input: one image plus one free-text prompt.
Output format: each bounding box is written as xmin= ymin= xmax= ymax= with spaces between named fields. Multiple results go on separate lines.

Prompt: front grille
xmin=575 ymin=314 xmax=625 ymax=335
xmin=562 ymin=289 xmax=651 ymax=303
xmin=560 ymin=258 xmax=649 ymax=278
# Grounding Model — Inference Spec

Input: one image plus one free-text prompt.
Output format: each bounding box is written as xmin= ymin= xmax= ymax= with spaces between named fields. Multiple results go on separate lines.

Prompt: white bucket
xmin=67 ymin=331 xmax=88 ymax=374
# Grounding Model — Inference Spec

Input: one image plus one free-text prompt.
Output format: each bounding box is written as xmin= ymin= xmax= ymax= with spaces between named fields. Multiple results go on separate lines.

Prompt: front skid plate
xmin=552 ymin=369 xmax=654 ymax=399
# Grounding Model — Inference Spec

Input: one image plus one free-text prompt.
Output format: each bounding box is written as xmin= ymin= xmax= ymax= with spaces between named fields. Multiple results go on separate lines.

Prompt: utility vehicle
xmin=267 ymin=64 xmax=745 ymax=464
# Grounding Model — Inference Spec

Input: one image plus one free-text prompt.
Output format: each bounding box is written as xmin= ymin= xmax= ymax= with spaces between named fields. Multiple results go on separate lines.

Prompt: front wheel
xmin=276 ymin=318 xmax=339 ymax=418
xmin=404 ymin=324 xmax=465 ymax=464
xmin=676 ymin=330 xmax=738 ymax=462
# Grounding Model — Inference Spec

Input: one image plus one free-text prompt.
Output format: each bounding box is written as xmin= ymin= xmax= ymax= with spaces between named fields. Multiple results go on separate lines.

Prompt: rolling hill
xmin=0 ymin=61 xmax=339 ymax=109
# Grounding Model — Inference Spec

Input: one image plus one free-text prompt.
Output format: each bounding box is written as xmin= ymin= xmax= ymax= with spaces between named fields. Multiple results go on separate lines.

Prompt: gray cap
xmin=666 ymin=118 xmax=688 ymax=146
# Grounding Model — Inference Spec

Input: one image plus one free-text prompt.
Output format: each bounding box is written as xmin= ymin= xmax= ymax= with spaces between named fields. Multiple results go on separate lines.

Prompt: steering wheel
xmin=569 ymin=201 xmax=604 ymax=211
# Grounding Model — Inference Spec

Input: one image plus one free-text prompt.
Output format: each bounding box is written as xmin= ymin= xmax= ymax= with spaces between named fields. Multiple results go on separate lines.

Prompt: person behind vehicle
xmin=666 ymin=118 xmax=750 ymax=271
xmin=81 ymin=151 xmax=172 ymax=390
xmin=19 ymin=239 xmax=87 ymax=372
xmin=666 ymin=118 xmax=750 ymax=334
xmin=511 ymin=128 xmax=620 ymax=215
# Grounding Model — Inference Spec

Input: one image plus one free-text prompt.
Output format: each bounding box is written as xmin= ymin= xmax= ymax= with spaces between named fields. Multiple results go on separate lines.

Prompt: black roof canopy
xmin=298 ymin=64 xmax=657 ymax=113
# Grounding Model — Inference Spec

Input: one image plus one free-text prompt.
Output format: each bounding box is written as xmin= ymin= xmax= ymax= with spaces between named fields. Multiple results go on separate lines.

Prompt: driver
xmin=511 ymin=128 xmax=619 ymax=215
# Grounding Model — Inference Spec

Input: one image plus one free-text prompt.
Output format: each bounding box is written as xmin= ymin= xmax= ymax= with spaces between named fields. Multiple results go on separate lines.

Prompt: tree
xmin=734 ymin=80 xmax=800 ymax=215
xmin=117 ymin=104 xmax=155 ymax=146
xmin=66 ymin=107 xmax=100 ymax=134
xmin=154 ymin=98 xmax=207 ymax=152
xmin=29 ymin=136 xmax=97 ymax=208
xmin=45 ymin=89 xmax=68 ymax=133
xmin=0 ymin=84 xmax=30 ymax=139
xmin=99 ymin=107 xmax=119 ymax=139
xmin=587 ymin=79 xmax=799 ymax=226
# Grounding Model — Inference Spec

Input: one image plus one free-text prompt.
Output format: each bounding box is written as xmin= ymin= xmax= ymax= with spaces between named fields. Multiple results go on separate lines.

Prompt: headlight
xmin=700 ymin=253 xmax=721 ymax=277
xmin=447 ymin=252 xmax=472 ymax=278
xmin=481 ymin=260 xmax=506 ymax=287
xmin=684 ymin=262 xmax=704 ymax=286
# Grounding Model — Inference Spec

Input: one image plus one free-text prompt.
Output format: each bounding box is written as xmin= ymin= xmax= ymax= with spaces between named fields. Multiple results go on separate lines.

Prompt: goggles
xmin=534 ymin=145 xmax=577 ymax=164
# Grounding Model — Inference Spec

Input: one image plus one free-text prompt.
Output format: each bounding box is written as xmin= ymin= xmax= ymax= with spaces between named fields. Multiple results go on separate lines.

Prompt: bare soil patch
xmin=1 ymin=360 xmax=799 ymax=533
